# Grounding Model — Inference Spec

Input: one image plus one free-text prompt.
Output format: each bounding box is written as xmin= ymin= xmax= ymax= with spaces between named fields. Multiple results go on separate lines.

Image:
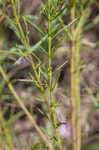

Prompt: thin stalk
xmin=74 ymin=8 xmax=91 ymax=149
xmin=70 ymin=4 xmax=77 ymax=150
xmin=58 ymin=16 xmax=72 ymax=40
xmin=0 ymin=64 xmax=54 ymax=150
xmin=70 ymin=2 xmax=81 ymax=150
xmin=47 ymin=0 xmax=63 ymax=150
xmin=2 ymin=0 xmax=6 ymax=14
xmin=75 ymin=36 xmax=81 ymax=150
xmin=6 ymin=1 xmax=62 ymax=149
xmin=0 ymin=111 xmax=14 ymax=150
xmin=10 ymin=0 xmax=51 ymax=115
xmin=48 ymin=0 xmax=52 ymax=107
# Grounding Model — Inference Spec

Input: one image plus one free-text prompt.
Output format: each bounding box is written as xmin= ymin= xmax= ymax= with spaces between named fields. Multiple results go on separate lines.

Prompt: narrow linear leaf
xmin=51 ymin=5 xmax=68 ymax=21
xmin=6 ymin=111 xmax=24 ymax=126
xmin=53 ymin=17 xmax=79 ymax=39
xmin=18 ymin=79 xmax=34 ymax=82
xmin=26 ymin=19 xmax=44 ymax=35
xmin=75 ymin=9 xmax=90 ymax=37
xmin=0 ymin=50 xmax=20 ymax=55
xmin=54 ymin=60 xmax=68 ymax=73
xmin=30 ymin=35 xmax=48 ymax=53
xmin=6 ymin=15 xmax=23 ymax=43
xmin=52 ymin=73 xmax=60 ymax=91
xmin=22 ymin=14 xmax=38 ymax=20
xmin=85 ymin=86 xmax=99 ymax=108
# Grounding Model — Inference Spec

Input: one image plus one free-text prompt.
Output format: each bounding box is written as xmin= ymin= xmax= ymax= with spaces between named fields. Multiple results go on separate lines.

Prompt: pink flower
xmin=58 ymin=120 xmax=72 ymax=139
xmin=15 ymin=57 xmax=29 ymax=66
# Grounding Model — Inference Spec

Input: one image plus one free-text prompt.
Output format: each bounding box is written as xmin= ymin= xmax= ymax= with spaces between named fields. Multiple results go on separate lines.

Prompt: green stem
xmin=0 ymin=111 xmax=14 ymax=150
xmin=70 ymin=2 xmax=81 ymax=150
xmin=10 ymin=0 xmax=51 ymax=115
xmin=75 ymin=35 xmax=81 ymax=150
xmin=48 ymin=0 xmax=52 ymax=93
xmin=0 ymin=64 xmax=54 ymax=150
xmin=47 ymin=0 xmax=62 ymax=150
xmin=70 ymin=5 xmax=77 ymax=150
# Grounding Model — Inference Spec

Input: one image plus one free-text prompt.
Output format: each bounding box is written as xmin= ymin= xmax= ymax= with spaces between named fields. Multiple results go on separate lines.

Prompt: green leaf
xmin=0 ymin=0 xmax=2 ymax=5
xmin=85 ymin=86 xmax=99 ymax=108
xmin=18 ymin=79 xmax=34 ymax=82
xmin=30 ymin=35 xmax=48 ymax=53
xmin=50 ymin=101 xmax=56 ymax=113
xmin=51 ymin=5 xmax=68 ymax=21
xmin=6 ymin=111 xmax=24 ymax=126
xmin=26 ymin=18 xmax=44 ymax=35
xmin=30 ymin=142 xmax=45 ymax=150
xmin=52 ymin=73 xmax=60 ymax=91
xmin=83 ymin=142 xmax=99 ymax=150
xmin=40 ymin=46 xmax=48 ymax=55
xmin=6 ymin=15 xmax=23 ymax=43
xmin=75 ymin=8 xmax=90 ymax=37
xmin=53 ymin=17 xmax=79 ymax=39
xmin=0 ymin=50 xmax=21 ymax=56
xmin=22 ymin=14 xmax=38 ymax=20
xmin=54 ymin=60 xmax=68 ymax=73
